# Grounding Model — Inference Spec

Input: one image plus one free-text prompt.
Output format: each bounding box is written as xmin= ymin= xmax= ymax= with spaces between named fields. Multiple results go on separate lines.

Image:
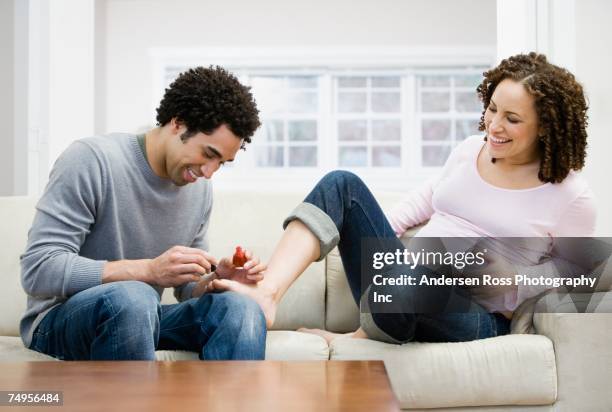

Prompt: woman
xmin=211 ymin=52 xmax=596 ymax=344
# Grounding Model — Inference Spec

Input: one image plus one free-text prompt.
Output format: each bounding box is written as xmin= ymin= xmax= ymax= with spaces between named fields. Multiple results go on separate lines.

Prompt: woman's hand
xmin=216 ymin=248 xmax=267 ymax=284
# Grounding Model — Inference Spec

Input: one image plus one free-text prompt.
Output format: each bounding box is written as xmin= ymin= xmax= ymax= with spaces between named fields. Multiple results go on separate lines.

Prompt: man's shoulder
xmin=76 ymin=133 xmax=135 ymax=154
xmin=52 ymin=133 xmax=137 ymax=179
xmin=62 ymin=133 xmax=137 ymax=168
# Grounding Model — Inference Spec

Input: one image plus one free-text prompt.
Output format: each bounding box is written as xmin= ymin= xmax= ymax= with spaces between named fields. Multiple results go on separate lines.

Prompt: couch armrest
xmin=533 ymin=291 xmax=612 ymax=410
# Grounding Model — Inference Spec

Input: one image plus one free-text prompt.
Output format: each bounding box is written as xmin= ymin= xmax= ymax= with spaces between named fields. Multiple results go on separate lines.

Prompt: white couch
xmin=1 ymin=192 xmax=611 ymax=410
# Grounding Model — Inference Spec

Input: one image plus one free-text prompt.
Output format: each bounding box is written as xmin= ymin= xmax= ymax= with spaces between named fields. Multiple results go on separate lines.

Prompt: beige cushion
xmin=325 ymin=248 xmax=360 ymax=333
xmin=0 ymin=197 xmax=37 ymax=337
xmin=263 ymin=330 xmax=329 ymax=360
xmin=155 ymin=331 xmax=329 ymax=361
xmin=210 ymin=190 xmax=328 ymax=330
xmin=329 ymin=334 xmax=557 ymax=409
xmin=1 ymin=332 xmax=329 ymax=362
xmin=533 ymin=292 xmax=612 ymax=412
xmin=1 ymin=192 xmax=326 ymax=337
xmin=0 ymin=336 xmax=57 ymax=361
xmin=163 ymin=189 xmax=327 ymax=331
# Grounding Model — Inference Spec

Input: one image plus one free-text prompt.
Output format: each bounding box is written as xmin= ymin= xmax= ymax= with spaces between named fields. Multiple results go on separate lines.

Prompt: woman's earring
xmin=483 ymin=136 xmax=488 ymax=142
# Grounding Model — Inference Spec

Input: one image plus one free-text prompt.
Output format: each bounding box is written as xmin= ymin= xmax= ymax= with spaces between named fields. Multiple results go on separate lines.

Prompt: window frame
xmin=149 ymin=46 xmax=494 ymax=192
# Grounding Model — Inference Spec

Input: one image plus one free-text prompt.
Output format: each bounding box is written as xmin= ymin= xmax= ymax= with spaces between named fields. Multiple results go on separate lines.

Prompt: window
xmin=417 ymin=73 xmax=483 ymax=167
xmin=336 ymin=76 xmax=402 ymax=168
xmin=251 ymin=75 xmax=321 ymax=168
xmin=151 ymin=47 xmax=493 ymax=191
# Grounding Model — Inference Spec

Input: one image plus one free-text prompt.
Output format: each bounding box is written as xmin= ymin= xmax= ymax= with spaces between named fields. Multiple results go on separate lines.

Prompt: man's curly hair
xmin=476 ymin=52 xmax=588 ymax=183
xmin=156 ymin=66 xmax=260 ymax=148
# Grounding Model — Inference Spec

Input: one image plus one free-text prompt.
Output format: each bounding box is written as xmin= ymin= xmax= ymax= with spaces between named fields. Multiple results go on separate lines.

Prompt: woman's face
xmin=484 ymin=78 xmax=540 ymax=164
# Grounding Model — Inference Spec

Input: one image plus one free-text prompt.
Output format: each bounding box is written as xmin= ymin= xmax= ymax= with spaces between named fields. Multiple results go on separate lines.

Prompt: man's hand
xmin=190 ymin=248 xmax=266 ymax=299
xmin=147 ymin=245 xmax=217 ymax=287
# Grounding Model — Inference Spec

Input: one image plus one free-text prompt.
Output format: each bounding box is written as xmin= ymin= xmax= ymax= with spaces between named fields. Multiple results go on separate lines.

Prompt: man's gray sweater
xmin=20 ymin=133 xmax=213 ymax=347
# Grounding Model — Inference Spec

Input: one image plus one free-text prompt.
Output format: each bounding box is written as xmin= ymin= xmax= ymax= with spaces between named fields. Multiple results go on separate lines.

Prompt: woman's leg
xmin=210 ymin=171 xmax=414 ymax=334
xmin=211 ymin=171 xmax=507 ymax=343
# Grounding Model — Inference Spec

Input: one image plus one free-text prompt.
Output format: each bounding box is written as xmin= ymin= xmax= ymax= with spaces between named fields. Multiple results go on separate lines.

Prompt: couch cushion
xmin=155 ymin=331 xmax=329 ymax=361
xmin=0 ymin=197 xmax=37 ymax=337
xmin=0 ymin=336 xmax=57 ymax=361
xmin=1 ymin=332 xmax=329 ymax=362
xmin=162 ymin=189 xmax=327 ymax=331
xmin=533 ymin=293 xmax=612 ymax=412
xmin=329 ymin=334 xmax=557 ymax=409
xmin=325 ymin=248 xmax=361 ymax=333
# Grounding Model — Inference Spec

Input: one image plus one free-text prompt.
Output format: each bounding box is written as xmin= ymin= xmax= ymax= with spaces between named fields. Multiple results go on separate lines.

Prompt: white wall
xmin=101 ymin=0 xmax=497 ymax=133
xmin=47 ymin=0 xmax=95 ymax=170
xmin=0 ymin=0 xmax=15 ymax=195
xmin=576 ymin=0 xmax=612 ymax=235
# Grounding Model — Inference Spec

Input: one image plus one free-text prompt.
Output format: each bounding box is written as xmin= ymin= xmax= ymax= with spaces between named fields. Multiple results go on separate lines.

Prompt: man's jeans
xmin=29 ymin=281 xmax=266 ymax=360
xmin=302 ymin=170 xmax=510 ymax=343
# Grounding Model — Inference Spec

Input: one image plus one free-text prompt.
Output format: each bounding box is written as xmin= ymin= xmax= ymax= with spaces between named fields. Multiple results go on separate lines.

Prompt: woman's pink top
xmin=385 ymin=135 xmax=597 ymax=311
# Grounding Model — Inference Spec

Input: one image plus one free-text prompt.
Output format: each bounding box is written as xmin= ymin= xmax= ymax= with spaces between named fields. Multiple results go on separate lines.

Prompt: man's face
xmin=165 ymin=123 xmax=242 ymax=186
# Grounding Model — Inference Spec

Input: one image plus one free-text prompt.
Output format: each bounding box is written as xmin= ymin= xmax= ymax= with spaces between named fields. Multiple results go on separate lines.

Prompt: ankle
xmin=259 ymin=281 xmax=281 ymax=304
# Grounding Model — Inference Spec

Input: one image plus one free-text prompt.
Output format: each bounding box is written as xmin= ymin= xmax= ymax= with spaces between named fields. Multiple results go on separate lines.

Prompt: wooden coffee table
xmin=0 ymin=360 xmax=399 ymax=411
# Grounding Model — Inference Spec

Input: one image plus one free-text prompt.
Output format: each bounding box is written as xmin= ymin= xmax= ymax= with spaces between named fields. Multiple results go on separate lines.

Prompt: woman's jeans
xmin=29 ymin=282 xmax=266 ymax=360
xmin=301 ymin=170 xmax=510 ymax=343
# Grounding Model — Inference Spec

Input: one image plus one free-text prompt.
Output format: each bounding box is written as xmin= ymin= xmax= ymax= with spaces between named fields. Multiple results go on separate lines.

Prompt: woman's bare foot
xmin=297 ymin=328 xmax=361 ymax=345
xmin=209 ymin=279 xmax=279 ymax=328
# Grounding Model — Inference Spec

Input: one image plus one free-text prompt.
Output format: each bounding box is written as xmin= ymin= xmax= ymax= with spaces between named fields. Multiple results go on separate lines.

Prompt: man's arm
xmin=109 ymin=245 xmax=213 ymax=288
xmin=21 ymin=141 xmax=106 ymax=298
xmin=102 ymin=259 xmax=151 ymax=283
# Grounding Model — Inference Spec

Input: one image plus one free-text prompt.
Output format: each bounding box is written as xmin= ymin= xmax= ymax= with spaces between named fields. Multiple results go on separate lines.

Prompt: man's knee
xmin=209 ymin=292 xmax=266 ymax=336
xmin=97 ymin=281 xmax=161 ymax=327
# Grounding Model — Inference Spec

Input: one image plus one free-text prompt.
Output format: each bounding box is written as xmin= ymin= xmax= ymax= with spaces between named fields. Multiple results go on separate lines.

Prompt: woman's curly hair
xmin=156 ymin=66 xmax=260 ymax=148
xmin=476 ymin=52 xmax=588 ymax=183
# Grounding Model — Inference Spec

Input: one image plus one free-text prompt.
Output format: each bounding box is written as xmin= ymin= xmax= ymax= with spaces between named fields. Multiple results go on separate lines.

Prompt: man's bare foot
xmin=210 ymin=279 xmax=278 ymax=328
xmin=297 ymin=328 xmax=357 ymax=345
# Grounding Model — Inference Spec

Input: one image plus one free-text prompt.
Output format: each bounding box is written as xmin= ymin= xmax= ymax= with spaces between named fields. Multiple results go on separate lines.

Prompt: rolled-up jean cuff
xmin=282 ymin=202 xmax=340 ymax=262
xmin=359 ymin=285 xmax=402 ymax=344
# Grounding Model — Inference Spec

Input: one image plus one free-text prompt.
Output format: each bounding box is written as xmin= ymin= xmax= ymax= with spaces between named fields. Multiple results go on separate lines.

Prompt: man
xmin=20 ymin=66 xmax=267 ymax=360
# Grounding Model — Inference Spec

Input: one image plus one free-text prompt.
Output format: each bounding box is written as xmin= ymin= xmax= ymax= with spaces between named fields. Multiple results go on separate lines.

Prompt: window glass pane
xmin=422 ymin=119 xmax=451 ymax=141
xmin=372 ymin=146 xmax=401 ymax=167
xmin=288 ymin=92 xmax=318 ymax=113
xmin=288 ymin=120 xmax=317 ymax=141
xmin=251 ymin=76 xmax=284 ymax=114
xmin=372 ymin=92 xmax=400 ymax=113
xmin=338 ymin=92 xmax=367 ymax=113
xmin=251 ymin=76 xmax=284 ymax=90
xmin=456 ymin=119 xmax=481 ymax=140
xmin=288 ymin=76 xmax=318 ymax=88
xmin=338 ymin=146 xmax=367 ymax=167
xmin=256 ymin=146 xmax=284 ymax=167
xmin=371 ymin=76 xmax=400 ymax=88
xmin=422 ymin=145 xmax=451 ymax=167
xmin=420 ymin=75 xmax=450 ymax=87
xmin=421 ymin=92 xmax=450 ymax=112
xmin=455 ymin=92 xmax=481 ymax=112
xmin=261 ymin=120 xmax=284 ymax=142
xmin=372 ymin=120 xmax=401 ymax=141
xmin=338 ymin=76 xmax=367 ymax=88
xmin=454 ymin=74 xmax=482 ymax=88
xmin=289 ymin=146 xmax=317 ymax=167
xmin=338 ymin=120 xmax=367 ymax=141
